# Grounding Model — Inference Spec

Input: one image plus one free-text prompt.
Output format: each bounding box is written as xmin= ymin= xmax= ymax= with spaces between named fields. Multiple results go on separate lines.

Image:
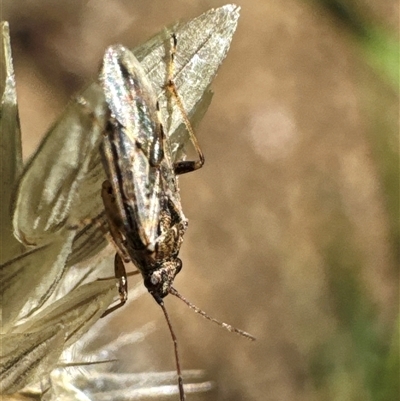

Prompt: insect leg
xmin=101 ymin=253 xmax=130 ymax=318
xmin=165 ymin=34 xmax=205 ymax=175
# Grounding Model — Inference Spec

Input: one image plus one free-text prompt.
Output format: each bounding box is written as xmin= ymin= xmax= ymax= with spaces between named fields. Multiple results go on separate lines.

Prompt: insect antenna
xmin=159 ymin=301 xmax=186 ymax=401
xmin=170 ymin=287 xmax=256 ymax=341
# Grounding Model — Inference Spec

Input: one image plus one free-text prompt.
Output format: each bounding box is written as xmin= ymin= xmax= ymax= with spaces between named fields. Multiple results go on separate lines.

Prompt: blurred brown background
xmin=2 ymin=0 xmax=398 ymax=400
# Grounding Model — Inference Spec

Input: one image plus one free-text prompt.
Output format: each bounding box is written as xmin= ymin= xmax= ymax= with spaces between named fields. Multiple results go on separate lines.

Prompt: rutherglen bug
xmin=99 ymin=35 xmax=255 ymax=400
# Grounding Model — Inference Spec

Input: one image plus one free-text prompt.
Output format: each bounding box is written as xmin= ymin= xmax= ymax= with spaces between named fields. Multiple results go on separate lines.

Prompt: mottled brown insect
xmin=100 ymin=35 xmax=204 ymax=306
xmin=99 ymin=35 xmax=254 ymax=401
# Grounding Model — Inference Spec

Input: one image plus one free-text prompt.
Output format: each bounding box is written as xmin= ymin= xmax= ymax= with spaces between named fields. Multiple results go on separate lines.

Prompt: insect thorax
xmin=126 ymin=200 xmax=188 ymax=302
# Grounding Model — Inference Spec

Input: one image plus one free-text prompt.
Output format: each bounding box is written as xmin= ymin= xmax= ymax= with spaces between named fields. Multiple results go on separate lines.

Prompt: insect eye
xmin=176 ymin=258 xmax=182 ymax=274
xmin=150 ymin=274 xmax=160 ymax=285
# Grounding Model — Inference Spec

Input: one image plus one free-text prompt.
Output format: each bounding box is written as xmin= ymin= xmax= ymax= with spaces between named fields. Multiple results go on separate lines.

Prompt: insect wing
xmin=100 ymin=46 xmax=162 ymax=248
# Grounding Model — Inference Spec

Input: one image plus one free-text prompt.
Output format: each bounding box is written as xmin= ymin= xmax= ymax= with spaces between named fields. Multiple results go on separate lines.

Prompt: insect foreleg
xmin=101 ymin=253 xmax=128 ymax=318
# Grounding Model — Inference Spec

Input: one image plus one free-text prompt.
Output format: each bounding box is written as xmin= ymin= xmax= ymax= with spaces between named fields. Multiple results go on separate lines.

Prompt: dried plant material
xmin=81 ymin=382 xmax=214 ymax=400
xmin=50 ymin=249 xmax=115 ymax=304
xmin=13 ymin=278 xmax=118 ymax=347
xmin=1 ymin=230 xmax=76 ymax=330
xmin=0 ymin=326 xmax=65 ymax=394
xmin=1 ymin=278 xmax=118 ymax=394
xmin=67 ymin=212 xmax=109 ymax=267
xmin=0 ymin=22 xmax=23 ymax=264
xmin=46 ymin=361 xmax=213 ymax=401
xmin=12 ymin=85 xmax=108 ymax=247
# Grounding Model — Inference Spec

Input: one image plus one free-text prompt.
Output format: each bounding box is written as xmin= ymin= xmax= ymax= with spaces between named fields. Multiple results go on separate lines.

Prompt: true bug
xmin=99 ymin=34 xmax=205 ymax=304
xmin=99 ymin=35 xmax=254 ymax=400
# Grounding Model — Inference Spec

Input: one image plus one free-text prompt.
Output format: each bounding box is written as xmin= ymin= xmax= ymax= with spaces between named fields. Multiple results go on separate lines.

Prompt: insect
xmin=99 ymin=35 xmax=254 ymax=400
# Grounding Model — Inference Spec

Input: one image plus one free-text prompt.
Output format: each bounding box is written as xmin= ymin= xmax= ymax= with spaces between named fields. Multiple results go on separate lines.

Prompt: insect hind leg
xmin=165 ymin=33 xmax=205 ymax=175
